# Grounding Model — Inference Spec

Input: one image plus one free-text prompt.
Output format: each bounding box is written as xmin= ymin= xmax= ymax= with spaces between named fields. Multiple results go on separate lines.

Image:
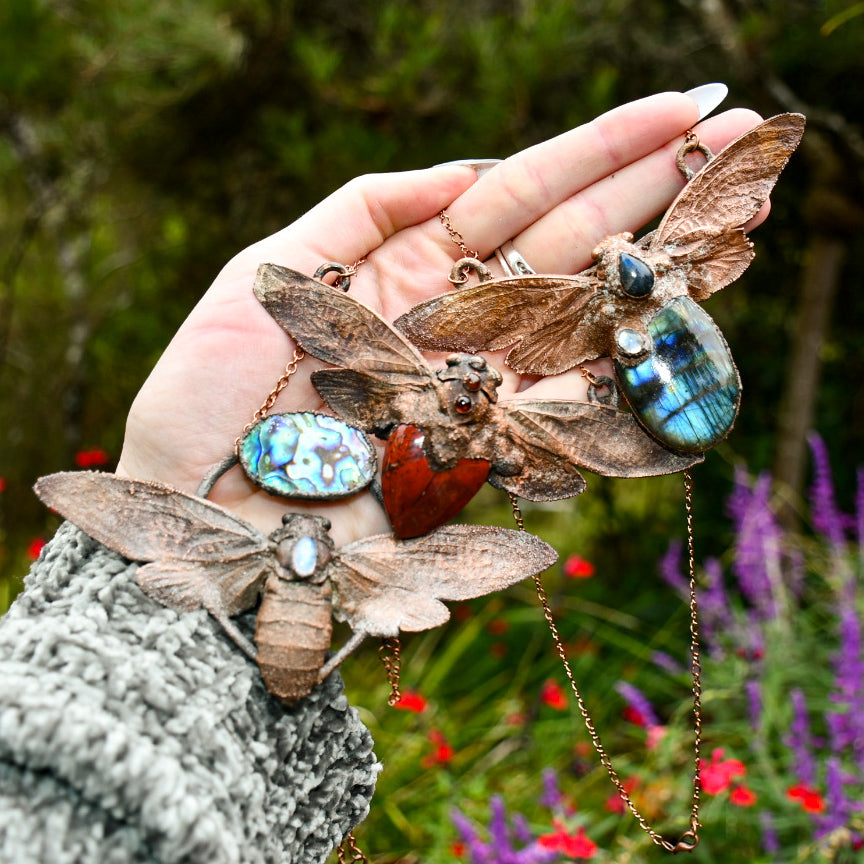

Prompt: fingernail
xmin=434 ymin=158 xmax=502 ymax=177
xmin=684 ymin=83 xmax=728 ymax=121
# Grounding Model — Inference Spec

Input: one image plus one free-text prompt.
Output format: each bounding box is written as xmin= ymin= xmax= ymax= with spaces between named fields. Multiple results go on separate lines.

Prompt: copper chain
xmin=337 ymin=831 xmax=368 ymax=863
xmin=237 ymin=257 xmax=366 ymax=446
xmin=507 ymin=470 xmax=703 ymax=853
xmin=379 ymin=636 xmax=403 ymax=706
xmin=439 ymin=210 xmax=479 ymax=260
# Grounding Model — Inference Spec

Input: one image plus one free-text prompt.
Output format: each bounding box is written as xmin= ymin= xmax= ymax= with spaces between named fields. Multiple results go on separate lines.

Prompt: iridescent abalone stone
xmin=239 ymin=412 xmax=377 ymax=499
xmin=615 ymin=297 xmax=740 ymax=454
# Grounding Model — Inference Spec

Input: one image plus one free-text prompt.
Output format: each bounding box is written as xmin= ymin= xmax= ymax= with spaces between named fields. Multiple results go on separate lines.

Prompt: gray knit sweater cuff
xmin=0 ymin=522 xmax=380 ymax=863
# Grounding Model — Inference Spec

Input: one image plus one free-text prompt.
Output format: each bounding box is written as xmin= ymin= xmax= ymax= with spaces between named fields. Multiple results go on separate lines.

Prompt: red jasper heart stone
xmin=382 ymin=424 xmax=491 ymax=538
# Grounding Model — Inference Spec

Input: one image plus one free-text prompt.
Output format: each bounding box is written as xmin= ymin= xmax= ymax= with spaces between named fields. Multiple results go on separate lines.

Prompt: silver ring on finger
xmin=494 ymin=240 xmax=536 ymax=277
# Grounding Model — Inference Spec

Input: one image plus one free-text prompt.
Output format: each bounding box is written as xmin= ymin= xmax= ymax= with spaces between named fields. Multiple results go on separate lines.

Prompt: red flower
xmin=26 ymin=537 xmax=46 ymax=560
xmin=394 ymin=691 xmax=427 ymax=713
xmin=75 ymin=448 xmax=110 ymax=468
xmin=623 ymin=705 xmax=648 ymax=728
xmin=539 ymin=822 xmax=597 ymax=859
xmin=730 ymin=785 xmax=757 ymax=807
xmin=541 ymin=679 xmax=568 ymax=711
xmin=564 ymin=555 xmax=595 ymax=579
xmin=787 ymin=783 xmax=826 ymax=813
xmin=490 ymin=641 xmax=508 ymax=659
xmin=450 ymin=841 xmax=465 ymax=857
xmin=488 ymin=618 xmax=509 ymax=636
xmin=699 ymin=748 xmax=746 ymax=796
xmin=422 ymin=729 xmax=455 ymax=767
xmin=0 ymin=477 xmax=6 ymax=493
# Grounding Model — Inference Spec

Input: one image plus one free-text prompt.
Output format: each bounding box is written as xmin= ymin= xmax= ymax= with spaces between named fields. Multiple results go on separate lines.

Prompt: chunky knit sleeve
xmin=0 ymin=521 xmax=380 ymax=864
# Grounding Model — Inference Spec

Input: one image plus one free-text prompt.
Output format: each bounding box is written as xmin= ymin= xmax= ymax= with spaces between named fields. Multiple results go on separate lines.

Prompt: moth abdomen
xmin=254 ymin=577 xmax=333 ymax=704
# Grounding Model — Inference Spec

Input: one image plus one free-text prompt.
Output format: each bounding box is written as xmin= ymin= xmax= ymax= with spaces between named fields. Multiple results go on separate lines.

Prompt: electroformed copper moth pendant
xmin=252 ymin=263 xmax=702 ymax=538
xmin=396 ymin=113 xmax=806 ymax=454
xmin=34 ymin=471 xmax=557 ymax=704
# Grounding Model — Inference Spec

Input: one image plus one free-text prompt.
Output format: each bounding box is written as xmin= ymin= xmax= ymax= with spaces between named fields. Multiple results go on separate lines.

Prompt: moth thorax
xmin=275 ymin=535 xmax=330 ymax=583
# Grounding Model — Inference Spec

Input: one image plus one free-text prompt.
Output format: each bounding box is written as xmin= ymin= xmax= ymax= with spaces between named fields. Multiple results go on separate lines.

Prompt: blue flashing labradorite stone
xmin=291 ymin=535 xmax=318 ymax=577
xmin=615 ymin=297 xmax=740 ymax=454
xmin=619 ymin=252 xmax=654 ymax=298
xmin=239 ymin=412 xmax=377 ymax=500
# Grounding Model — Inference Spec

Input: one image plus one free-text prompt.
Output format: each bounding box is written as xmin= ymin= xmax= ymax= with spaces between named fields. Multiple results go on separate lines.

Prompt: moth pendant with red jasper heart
xmin=397 ymin=114 xmax=806 ymax=454
xmin=253 ymin=264 xmax=701 ymax=538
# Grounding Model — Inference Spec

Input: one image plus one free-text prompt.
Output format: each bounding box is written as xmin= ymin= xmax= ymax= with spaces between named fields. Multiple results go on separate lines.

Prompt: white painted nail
xmin=684 ymin=83 xmax=729 ymax=122
xmin=434 ymin=158 xmax=502 ymax=177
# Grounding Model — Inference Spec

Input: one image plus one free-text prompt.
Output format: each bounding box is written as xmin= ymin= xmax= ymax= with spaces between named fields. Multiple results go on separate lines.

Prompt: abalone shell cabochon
xmin=239 ymin=412 xmax=377 ymax=500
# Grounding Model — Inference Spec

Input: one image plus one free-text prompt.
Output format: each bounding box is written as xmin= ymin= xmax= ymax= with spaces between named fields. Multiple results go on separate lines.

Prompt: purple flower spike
xmin=659 ymin=539 xmax=688 ymax=597
xmin=807 ymin=433 xmax=847 ymax=548
xmin=760 ymin=811 xmax=780 ymax=855
xmin=615 ymin=680 xmax=660 ymax=728
xmin=785 ymin=688 xmax=817 ymax=787
xmin=539 ymin=767 xmax=563 ymax=810
xmin=746 ymin=678 xmax=763 ymax=732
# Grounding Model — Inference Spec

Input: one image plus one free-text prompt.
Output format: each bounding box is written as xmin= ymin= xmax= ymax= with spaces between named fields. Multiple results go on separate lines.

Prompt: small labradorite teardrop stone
xmin=291 ymin=535 xmax=318 ymax=577
xmin=239 ymin=412 xmax=377 ymax=500
xmin=619 ymin=252 xmax=654 ymax=298
xmin=615 ymin=297 xmax=740 ymax=454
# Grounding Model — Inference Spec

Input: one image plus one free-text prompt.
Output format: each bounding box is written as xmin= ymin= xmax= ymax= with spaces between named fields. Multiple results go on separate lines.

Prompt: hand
xmin=117 ymin=92 xmax=763 ymax=545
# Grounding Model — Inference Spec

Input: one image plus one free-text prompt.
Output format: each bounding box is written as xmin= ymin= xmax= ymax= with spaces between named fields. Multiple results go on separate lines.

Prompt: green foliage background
xmin=2 ymin=1 xmax=864 ymax=860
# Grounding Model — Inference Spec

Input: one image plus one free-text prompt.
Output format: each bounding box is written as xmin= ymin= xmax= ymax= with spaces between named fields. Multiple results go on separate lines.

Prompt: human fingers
xmin=503 ymin=107 xmax=764 ymax=275
xmin=422 ymin=91 xmax=702 ymax=262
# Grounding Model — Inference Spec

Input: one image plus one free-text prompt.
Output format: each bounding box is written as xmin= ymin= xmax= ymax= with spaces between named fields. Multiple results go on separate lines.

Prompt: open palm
xmin=117 ymin=93 xmax=764 ymax=546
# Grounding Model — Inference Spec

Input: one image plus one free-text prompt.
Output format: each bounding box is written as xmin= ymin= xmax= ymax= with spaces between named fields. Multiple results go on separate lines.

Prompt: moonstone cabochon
xmin=239 ymin=412 xmax=377 ymax=500
xmin=615 ymin=297 xmax=741 ymax=454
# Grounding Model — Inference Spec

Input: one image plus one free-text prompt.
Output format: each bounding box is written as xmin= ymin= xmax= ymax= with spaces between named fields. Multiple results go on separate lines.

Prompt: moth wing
xmin=501 ymin=401 xmax=703 ymax=481
xmin=327 ymin=525 xmax=557 ymax=636
xmin=395 ymin=274 xmax=595 ymax=353
xmin=136 ymin=556 xmax=273 ymax=617
xmin=310 ymin=367 xmax=438 ymax=433
xmin=253 ymin=263 xmax=434 ymax=377
xmin=33 ymin=471 xmax=271 ymax=563
xmin=667 ymin=227 xmax=755 ymax=301
xmin=503 ymin=292 xmax=622 ymax=374
xmin=654 ymin=113 xmax=805 ymax=245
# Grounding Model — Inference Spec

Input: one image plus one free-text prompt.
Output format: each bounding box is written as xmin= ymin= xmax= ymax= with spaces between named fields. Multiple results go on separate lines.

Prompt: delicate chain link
xmin=235 ymin=256 xmax=367 ymax=449
xmin=508 ymin=477 xmax=703 ymax=854
xmin=439 ymin=209 xmax=479 ymax=259
xmin=337 ymin=831 xmax=369 ymax=863
xmin=379 ymin=637 xmax=403 ymax=706
xmin=234 ymin=346 xmax=305 ymax=450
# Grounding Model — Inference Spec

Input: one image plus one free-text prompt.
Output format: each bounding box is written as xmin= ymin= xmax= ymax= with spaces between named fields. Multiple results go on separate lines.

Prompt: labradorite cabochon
xmin=239 ymin=412 xmax=377 ymax=500
xmin=615 ymin=297 xmax=741 ymax=454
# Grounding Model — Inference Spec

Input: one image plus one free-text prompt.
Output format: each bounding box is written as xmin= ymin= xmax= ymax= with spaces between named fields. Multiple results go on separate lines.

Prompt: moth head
xmin=272 ymin=513 xmax=334 ymax=581
xmin=592 ymin=233 xmax=668 ymax=301
xmin=437 ymin=354 xmax=502 ymax=419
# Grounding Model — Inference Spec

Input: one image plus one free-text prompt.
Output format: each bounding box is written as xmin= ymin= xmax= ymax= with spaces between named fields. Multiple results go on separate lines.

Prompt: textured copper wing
xmin=32 ymin=471 xmax=276 ymax=656
xmin=326 ymin=524 xmax=557 ymax=635
xmin=395 ymin=113 xmax=806 ymax=374
xmin=496 ymin=400 xmax=702 ymax=497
